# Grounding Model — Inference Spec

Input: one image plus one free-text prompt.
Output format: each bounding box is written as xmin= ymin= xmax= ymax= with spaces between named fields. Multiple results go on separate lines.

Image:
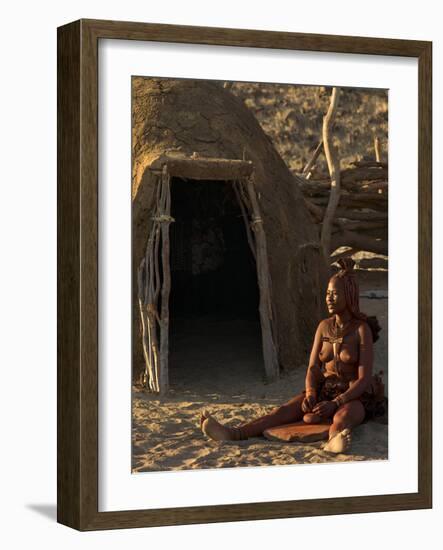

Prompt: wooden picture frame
xmin=57 ymin=18 xmax=432 ymax=530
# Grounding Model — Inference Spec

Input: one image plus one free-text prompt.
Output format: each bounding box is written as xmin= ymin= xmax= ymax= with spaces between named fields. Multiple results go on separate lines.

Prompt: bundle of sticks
xmin=297 ymin=160 xmax=388 ymax=257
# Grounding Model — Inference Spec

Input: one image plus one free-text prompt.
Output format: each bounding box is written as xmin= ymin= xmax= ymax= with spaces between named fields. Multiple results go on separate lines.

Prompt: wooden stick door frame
xmin=137 ymin=165 xmax=172 ymax=394
xmin=138 ymin=160 xmax=279 ymax=394
xmin=233 ymin=177 xmax=279 ymax=382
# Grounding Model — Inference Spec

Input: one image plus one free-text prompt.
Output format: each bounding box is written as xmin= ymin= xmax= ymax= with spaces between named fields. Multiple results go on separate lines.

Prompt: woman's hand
xmin=312 ymin=400 xmax=337 ymax=418
xmin=302 ymin=395 xmax=317 ymax=413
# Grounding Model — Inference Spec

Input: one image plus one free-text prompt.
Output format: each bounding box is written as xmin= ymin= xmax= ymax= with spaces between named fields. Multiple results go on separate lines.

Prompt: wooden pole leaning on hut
xmin=158 ymin=166 xmax=173 ymax=393
xmin=320 ymin=87 xmax=341 ymax=261
xmin=138 ymin=258 xmax=157 ymax=392
xmin=240 ymin=175 xmax=279 ymax=382
xmin=137 ymin=178 xmax=162 ymax=393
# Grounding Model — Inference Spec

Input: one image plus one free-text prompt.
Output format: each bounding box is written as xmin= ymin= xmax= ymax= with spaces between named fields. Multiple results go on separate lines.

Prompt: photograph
xmin=131 ymin=76 xmax=389 ymax=473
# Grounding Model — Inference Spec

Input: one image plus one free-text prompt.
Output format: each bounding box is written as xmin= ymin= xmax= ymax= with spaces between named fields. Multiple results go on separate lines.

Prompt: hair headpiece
xmin=329 ymin=257 xmax=381 ymax=342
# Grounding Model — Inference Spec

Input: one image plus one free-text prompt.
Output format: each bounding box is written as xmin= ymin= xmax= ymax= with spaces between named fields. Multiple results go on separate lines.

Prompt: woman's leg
xmin=201 ymin=393 xmax=305 ymax=441
xmin=324 ymin=400 xmax=365 ymax=453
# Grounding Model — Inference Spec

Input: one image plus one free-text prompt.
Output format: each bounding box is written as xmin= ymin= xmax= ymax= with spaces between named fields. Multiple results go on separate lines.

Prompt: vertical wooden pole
xmin=138 ymin=259 xmax=156 ymax=392
xmin=244 ymin=176 xmax=279 ymax=381
xmin=233 ymin=181 xmax=256 ymax=261
xmin=320 ymin=86 xmax=341 ymax=261
xmin=374 ymin=134 xmax=381 ymax=162
xmin=137 ymin=175 xmax=165 ymax=394
xmin=158 ymin=166 xmax=173 ymax=394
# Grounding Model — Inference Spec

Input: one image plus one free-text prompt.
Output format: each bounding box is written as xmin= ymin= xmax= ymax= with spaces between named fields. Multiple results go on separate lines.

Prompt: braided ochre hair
xmin=330 ymin=258 xmax=381 ymax=342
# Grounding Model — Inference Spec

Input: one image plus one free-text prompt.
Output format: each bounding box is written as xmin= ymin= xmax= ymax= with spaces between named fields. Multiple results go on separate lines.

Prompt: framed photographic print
xmin=57 ymin=19 xmax=432 ymax=530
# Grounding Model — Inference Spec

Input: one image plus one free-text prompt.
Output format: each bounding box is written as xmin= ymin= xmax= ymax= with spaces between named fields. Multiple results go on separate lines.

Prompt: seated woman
xmin=200 ymin=258 xmax=384 ymax=454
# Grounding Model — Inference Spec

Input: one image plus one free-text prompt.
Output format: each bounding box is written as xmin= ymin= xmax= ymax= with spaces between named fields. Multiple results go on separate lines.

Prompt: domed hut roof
xmin=132 ymin=77 xmax=328 ymax=391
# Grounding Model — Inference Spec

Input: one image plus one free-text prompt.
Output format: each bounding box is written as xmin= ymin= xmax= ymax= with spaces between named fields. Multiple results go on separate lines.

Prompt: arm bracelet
xmin=333 ymin=394 xmax=347 ymax=408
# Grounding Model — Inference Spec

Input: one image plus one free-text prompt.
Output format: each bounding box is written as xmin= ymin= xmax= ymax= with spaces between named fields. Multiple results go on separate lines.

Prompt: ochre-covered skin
xmin=132 ymin=77 xmax=329 ymax=381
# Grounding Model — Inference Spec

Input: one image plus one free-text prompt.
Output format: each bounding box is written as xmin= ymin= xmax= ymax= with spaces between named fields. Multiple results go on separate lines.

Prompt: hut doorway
xmin=137 ymin=158 xmax=278 ymax=394
xmin=169 ymin=177 xmax=261 ymax=391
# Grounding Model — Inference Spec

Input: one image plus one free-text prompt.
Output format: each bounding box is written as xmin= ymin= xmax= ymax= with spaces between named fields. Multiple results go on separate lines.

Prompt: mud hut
xmin=132 ymin=77 xmax=329 ymax=394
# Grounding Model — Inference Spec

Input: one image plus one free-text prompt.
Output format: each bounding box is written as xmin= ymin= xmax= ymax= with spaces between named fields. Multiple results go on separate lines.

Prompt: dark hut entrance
xmin=169 ymin=177 xmax=262 ymax=390
xmin=137 ymin=158 xmax=278 ymax=394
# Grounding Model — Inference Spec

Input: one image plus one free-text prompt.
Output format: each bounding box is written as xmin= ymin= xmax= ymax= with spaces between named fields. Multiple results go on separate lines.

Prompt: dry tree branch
xmin=374 ymin=134 xmax=381 ymax=162
xmin=320 ymin=87 xmax=341 ymax=261
xmin=302 ymin=139 xmax=323 ymax=179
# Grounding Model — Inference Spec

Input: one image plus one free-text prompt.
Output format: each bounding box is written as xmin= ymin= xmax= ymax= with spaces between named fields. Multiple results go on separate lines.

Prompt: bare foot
xmin=323 ymin=428 xmax=352 ymax=453
xmin=201 ymin=414 xmax=235 ymax=441
xmin=303 ymin=413 xmax=323 ymax=424
xmin=200 ymin=409 xmax=210 ymax=429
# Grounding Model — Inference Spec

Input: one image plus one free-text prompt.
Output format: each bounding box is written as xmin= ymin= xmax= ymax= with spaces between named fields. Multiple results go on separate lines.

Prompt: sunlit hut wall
xmin=131 ymin=77 xmax=329 ymax=382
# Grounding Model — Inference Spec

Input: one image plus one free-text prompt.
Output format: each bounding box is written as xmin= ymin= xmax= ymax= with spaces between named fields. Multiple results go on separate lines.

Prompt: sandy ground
xmin=132 ymin=270 xmax=388 ymax=473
